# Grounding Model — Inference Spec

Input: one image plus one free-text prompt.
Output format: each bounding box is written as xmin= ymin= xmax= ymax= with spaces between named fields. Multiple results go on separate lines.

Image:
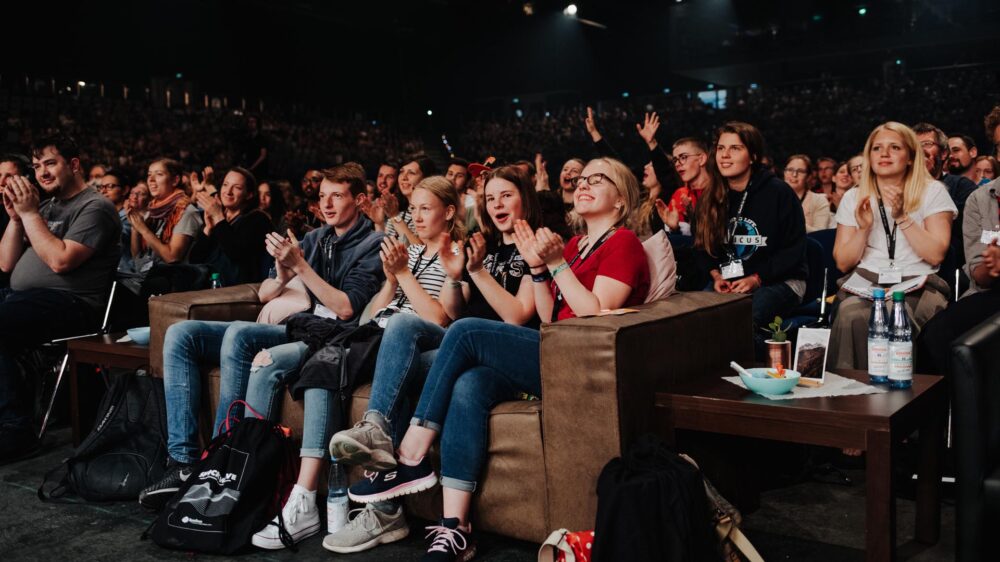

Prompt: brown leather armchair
xmin=149 ymin=286 xmax=752 ymax=542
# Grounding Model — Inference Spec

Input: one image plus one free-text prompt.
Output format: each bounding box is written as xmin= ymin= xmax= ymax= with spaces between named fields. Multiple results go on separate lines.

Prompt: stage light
xmin=663 ymin=87 xmax=671 ymax=94
xmin=707 ymin=83 xmax=715 ymax=90
xmin=622 ymin=91 xmax=630 ymax=98
xmin=750 ymin=83 xmax=759 ymax=89
xmin=895 ymin=59 xmax=902 ymax=65
xmin=563 ymin=4 xmax=577 ymax=17
xmin=175 ymin=73 xmax=183 ymax=79
xmin=513 ymin=97 xmax=520 ymax=104
xmin=545 ymin=111 xmax=551 ymax=117
xmin=523 ymin=2 xmax=533 ymax=16
xmin=515 ymin=109 xmax=524 ymax=118
xmin=426 ymin=110 xmax=433 ymax=116
xmin=858 ymin=7 xmax=867 ymax=16
xmin=77 ymin=81 xmax=85 ymax=87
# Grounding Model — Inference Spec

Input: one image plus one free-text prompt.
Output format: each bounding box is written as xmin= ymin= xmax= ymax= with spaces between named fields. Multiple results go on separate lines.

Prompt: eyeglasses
xmin=850 ymin=165 xmax=863 ymax=173
xmin=308 ymin=177 xmax=323 ymax=184
xmin=570 ymin=173 xmax=617 ymax=189
xmin=98 ymin=183 xmax=122 ymax=190
xmin=783 ymin=168 xmax=808 ymax=176
xmin=672 ymin=152 xmax=702 ymax=165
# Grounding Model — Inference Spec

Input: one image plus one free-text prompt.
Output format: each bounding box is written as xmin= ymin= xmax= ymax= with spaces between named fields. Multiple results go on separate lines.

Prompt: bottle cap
xmin=872 ymin=288 xmax=885 ymax=299
xmin=892 ymin=290 xmax=905 ymax=301
xmin=211 ymin=273 xmax=220 ymax=280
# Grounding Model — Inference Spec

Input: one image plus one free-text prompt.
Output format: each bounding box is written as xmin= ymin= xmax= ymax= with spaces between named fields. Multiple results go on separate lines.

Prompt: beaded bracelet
xmin=550 ymin=262 xmax=570 ymax=277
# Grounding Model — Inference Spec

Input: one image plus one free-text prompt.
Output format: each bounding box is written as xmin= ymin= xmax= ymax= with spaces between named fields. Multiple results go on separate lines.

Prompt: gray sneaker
xmin=322 ymin=503 xmax=410 ymax=553
xmin=329 ymin=416 xmax=396 ymax=470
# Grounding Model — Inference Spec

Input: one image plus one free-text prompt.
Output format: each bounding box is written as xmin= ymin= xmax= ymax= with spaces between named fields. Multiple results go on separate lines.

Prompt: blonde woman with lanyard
xmin=337 ymin=157 xmax=649 ymax=561
xmin=830 ymin=121 xmax=956 ymax=371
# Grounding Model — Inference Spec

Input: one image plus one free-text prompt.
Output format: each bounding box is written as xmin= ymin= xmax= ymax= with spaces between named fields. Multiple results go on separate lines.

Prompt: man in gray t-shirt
xmin=0 ymin=134 xmax=120 ymax=459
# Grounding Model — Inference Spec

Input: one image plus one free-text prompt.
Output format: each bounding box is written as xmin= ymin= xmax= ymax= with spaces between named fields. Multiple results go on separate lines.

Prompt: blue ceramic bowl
xmin=127 ymin=327 xmax=151 ymax=346
xmin=739 ymin=367 xmax=801 ymax=395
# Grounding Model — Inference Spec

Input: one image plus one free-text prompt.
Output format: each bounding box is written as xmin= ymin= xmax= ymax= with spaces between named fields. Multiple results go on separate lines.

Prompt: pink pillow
xmin=256 ymin=278 xmax=311 ymax=324
xmin=642 ymin=231 xmax=677 ymax=303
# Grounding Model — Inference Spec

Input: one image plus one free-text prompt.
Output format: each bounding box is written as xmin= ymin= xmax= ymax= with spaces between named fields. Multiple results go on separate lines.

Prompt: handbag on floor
xmin=38 ymin=371 xmax=167 ymax=502
xmin=143 ymin=400 xmax=298 ymax=554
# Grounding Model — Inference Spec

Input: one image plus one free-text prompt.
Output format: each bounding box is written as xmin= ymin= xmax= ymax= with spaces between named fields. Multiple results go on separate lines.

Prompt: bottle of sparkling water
xmin=327 ymin=460 xmax=349 ymax=533
xmin=866 ymin=288 xmax=889 ymax=384
xmin=210 ymin=272 xmax=223 ymax=289
xmin=887 ymin=291 xmax=913 ymax=389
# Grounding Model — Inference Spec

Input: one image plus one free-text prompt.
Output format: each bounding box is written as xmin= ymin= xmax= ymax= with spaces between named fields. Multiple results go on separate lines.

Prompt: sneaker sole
xmin=251 ymin=520 xmax=321 ymax=550
xmin=322 ymin=525 xmax=410 ymax=553
xmin=348 ymin=472 xmax=438 ymax=503
xmin=328 ymin=434 xmax=396 ymax=471
xmin=138 ymin=487 xmax=180 ymax=510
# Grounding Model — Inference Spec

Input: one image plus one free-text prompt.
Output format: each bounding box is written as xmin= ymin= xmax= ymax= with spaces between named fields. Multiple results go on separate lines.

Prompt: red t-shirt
xmin=551 ymin=228 xmax=651 ymax=321
xmin=667 ymin=185 xmax=704 ymax=223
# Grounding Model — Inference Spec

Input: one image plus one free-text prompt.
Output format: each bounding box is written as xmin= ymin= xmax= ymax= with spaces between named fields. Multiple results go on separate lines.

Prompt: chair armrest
xmin=148 ymin=283 xmax=264 ymax=376
xmin=539 ymin=291 xmax=753 ymax=532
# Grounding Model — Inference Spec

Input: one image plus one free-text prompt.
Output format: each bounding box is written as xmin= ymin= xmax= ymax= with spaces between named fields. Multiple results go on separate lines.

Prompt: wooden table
xmin=66 ymin=333 xmax=150 ymax=445
xmin=656 ymin=369 xmax=947 ymax=562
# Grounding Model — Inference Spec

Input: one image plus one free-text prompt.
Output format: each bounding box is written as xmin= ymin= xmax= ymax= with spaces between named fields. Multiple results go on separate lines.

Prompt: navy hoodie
xmin=696 ymin=168 xmax=808 ymax=286
xmin=270 ymin=215 xmax=385 ymax=326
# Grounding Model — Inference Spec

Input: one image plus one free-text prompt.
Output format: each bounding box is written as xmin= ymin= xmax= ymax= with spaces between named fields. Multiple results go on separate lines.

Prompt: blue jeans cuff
xmin=300 ymin=447 xmax=326 ymax=459
xmin=440 ymin=475 xmax=477 ymax=493
xmin=410 ymin=417 xmax=442 ymax=433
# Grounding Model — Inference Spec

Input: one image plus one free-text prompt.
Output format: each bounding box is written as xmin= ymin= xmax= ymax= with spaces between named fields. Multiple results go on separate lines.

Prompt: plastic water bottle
xmin=866 ymin=288 xmax=889 ymax=384
xmin=210 ymin=273 xmax=223 ymax=289
xmin=327 ymin=460 xmax=349 ymax=533
xmin=888 ymin=291 xmax=913 ymax=389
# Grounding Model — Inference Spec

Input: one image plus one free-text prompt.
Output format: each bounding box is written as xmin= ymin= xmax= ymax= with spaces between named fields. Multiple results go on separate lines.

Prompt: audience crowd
xmin=1 ymin=66 xmax=999 ymax=561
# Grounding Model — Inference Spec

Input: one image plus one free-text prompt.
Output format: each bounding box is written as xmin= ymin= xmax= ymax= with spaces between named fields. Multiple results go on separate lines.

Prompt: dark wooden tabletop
xmin=656 ymin=369 xmax=946 ymax=435
xmin=65 ymin=333 xmax=150 ymax=358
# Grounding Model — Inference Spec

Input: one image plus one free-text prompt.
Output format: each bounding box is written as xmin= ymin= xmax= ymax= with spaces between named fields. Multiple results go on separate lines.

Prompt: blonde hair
xmin=588 ymin=157 xmax=641 ymax=229
xmin=412 ymin=175 xmax=465 ymax=242
xmin=858 ymin=122 xmax=934 ymax=215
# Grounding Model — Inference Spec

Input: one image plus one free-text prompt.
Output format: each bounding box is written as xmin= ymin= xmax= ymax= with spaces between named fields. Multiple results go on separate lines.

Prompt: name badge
xmin=313 ymin=303 xmax=338 ymax=320
xmin=878 ymin=267 xmax=902 ymax=285
xmin=721 ymin=260 xmax=745 ymax=280
xmin=980 ymin=230 xmax=1000 ymax=245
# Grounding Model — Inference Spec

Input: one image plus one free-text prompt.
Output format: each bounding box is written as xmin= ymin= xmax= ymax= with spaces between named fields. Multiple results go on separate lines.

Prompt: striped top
xmin=385 ymin=209 xmax=415 ymax=243
xmin=376 ymin=244 xmax=447 ymax=317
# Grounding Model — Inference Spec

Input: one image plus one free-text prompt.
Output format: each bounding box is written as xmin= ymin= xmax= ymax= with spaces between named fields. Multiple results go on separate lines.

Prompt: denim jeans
xmin=0 ymin=288 xmax=97 ymax=430
xmin=162 ymin=320 xmax=286 ymax=464
xmin=243 ymin=340 xmax=334 ymax=458
xmin=411 ymin=317 xmax=541 ymax=492
xmin=366 ymin=312 xmax=444 ymax=445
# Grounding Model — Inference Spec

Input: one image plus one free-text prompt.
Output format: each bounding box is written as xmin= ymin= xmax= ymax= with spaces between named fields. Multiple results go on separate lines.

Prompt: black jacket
xmin=695 ymin=168 xmax=808 ymax=285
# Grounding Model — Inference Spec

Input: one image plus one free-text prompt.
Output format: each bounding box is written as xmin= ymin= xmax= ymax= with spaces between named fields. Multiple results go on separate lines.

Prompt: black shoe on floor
xmin=0 ymin=424 xmax=40 ymax=463
xmin=138 ymin=459 xmax=192 ymax=510
xmin=421 ymin=517 xmax=476 ymax=562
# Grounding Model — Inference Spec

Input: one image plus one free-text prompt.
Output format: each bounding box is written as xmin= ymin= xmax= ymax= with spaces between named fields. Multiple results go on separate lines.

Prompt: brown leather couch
xmin=149 ymin=286 xmax=752 ymax=542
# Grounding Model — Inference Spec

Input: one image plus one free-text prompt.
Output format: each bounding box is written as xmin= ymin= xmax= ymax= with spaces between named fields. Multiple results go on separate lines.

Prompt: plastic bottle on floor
xmin=327 ymin=460 xmax=349 ymax=533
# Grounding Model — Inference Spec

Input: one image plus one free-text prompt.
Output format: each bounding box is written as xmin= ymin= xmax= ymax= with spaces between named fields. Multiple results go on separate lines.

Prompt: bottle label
xmin=328 ymin=496 xmax=349 ymax=533
xmin=868 ymin=339 xmax=889 ymax=376
xmin=888 ymin=341 xmax=913 ymax=381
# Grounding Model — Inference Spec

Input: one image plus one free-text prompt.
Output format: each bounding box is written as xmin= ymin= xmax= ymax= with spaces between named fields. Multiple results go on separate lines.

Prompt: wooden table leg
xmin=915 ymin=410 xmax=943 ymax=545
xmin=866 ymin=428 xmax=896 ymax=562
xmin=69 ymin=353 xmax=80 ymax=447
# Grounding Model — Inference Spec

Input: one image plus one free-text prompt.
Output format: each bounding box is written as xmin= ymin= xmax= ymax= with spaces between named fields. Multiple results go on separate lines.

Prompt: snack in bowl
xmin=740 ymin=367 xmax=801 ymax=395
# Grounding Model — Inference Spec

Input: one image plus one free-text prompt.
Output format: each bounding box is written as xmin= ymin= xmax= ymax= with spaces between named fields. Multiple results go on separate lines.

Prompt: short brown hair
xmin=478 ymin=165 xmax=542 ymax=246
xmin=672 ymin=137 xmax=709 ymax=153
xmin=321 ymin=162 xmax=367 ymax=197
xmin=785 ymin=154 xmax=814 ymax=173
xmin=985 ymin=105 xmax=1000 ymax=141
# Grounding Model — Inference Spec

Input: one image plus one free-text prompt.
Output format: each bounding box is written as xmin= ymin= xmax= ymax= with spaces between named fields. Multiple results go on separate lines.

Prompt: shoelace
xmin=425 ymin=525 xmax=467 ymax=554
xmin=282 ymin=492 xmax=308 ymax=526
xmin=347 ymin=506 xmax=384 ymax=533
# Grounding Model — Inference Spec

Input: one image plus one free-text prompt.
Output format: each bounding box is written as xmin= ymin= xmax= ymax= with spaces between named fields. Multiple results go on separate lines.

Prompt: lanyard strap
xmin=394 ymin=250 xmax=439 ymax=309
xmin=724 ymin=190 xmax=750 ymax=261
xmin=874 ymin=186 xmax=897 ymax=262
xmin=551 ymin=228 xmax=616 ymax=322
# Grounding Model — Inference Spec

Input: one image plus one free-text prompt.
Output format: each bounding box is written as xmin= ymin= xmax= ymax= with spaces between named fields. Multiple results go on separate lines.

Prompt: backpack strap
xmin=37 ymin=463 xmax=72 ymax=502
xmin=728 ymin=527 xmax=764 ymax=562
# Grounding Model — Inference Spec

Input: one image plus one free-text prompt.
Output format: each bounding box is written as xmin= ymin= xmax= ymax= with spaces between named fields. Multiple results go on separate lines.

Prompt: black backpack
xmin=592 ymin=434 xmax=716 ymax=562
xmin=39 ymin=371 xmax=168 ymax=502
xmin=145 ymin=403 xmax=298 ymax=555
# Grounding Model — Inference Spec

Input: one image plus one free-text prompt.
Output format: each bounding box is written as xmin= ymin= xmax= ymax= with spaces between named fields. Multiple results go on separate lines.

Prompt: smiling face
xmin=783 ymin=158 xmax=810 ymax=192
xmin=484 ymin=177 xmax=525 ymax=235
xmin=130 ymin=182 xmax=150 ymax=210
xmin=916 ymin=132 xmax=943 ymax=177
xmin=715 ymin=132 xmax=753 ymax=184
xmin=376 ymin=164 xmax=397 ymax=193
xmin=869 ymin=129 xmax=912 ymax=181
xmin=834 ymin=163 xmax=853 ymax=190
xmin=398 ymin=161 xmax=424 ymax=197
xmin=146 ymin=161 xmax=180 ymax=200
xmin=318 ymin=179 xmax=361 ymax=231
xmin=219 ymin=171 xmax=252 ymax=211
xmin=98 ymin=174 xmax=128 ymax=206
xmin=947 ymin=137 xmax=976 ymax=174
xmin=409 ymin=186 xmax=453 ymax=242
xmin=573 ymin=160 xmax=622 ymax=220
xmin=32 ymin=146 xmax=80 ymax=195
xmin=559 ymin=159 xmax=584 ymax=191
xmin=302 ymin=170 xmax=323 ymax=198
xmin=848 ymin=155 xmax=864 ymax=185
xmin=975 ymin=158 xmax=996 ymax=183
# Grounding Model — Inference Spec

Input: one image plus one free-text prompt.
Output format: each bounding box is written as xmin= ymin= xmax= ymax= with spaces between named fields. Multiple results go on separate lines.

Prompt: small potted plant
xmin=764 ymin=316 xmax=792 ymax=369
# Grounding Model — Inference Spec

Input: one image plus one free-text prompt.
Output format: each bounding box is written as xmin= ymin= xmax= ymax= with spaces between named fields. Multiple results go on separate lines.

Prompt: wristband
xmin=898 ymin=219 xmax=915 ymax=230
xmin=550 ymin=262 xmax=570 ymax=277
xmin=531 ymin=270 xmax=552 ymax=283
xmin=447 ymin=278 xmax=463 ymax=289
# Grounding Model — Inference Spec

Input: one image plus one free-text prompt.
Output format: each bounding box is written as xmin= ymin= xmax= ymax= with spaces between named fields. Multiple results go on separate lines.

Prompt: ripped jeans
xmin=243 ymin=340 xmax=335 ymax=459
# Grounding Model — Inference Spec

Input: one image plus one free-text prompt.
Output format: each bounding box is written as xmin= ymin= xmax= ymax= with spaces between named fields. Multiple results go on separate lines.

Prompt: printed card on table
xmin=793 ymin=328 xmax=831 ymax=383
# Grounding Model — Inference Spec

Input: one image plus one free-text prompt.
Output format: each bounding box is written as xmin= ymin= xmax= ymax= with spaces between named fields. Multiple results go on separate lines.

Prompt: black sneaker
xmin=347 ymin=457 xmax=437 ymax=503
xmin=0 ymin=424 xmax=39 ymax=463
xmin=421 ymin=518 xmax=476 ymax=562
xmin=139 ymin=460 xmax=192 ymax=510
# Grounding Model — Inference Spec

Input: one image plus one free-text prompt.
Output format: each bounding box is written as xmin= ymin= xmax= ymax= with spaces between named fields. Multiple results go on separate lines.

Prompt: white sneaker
xmin=322 ymin=503 xmax=410 ymax=553
xmin=251 ymin=487 xmax=321 ymax=550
